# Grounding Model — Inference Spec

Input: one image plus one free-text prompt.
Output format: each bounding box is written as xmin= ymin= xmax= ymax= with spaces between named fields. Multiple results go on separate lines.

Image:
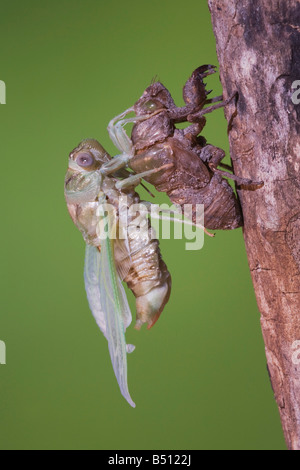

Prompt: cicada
xmin=64 ymin=139 xmax=172 ymax=407
xmin=104 ymin=66 xmax=262 ymax=231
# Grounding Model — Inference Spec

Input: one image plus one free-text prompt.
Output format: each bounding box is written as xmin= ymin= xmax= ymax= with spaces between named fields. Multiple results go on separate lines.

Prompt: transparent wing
xmin=84 ymin=218 xmax=135 ymax=407
xmin=84 ymin=244 xmax=107 ymax=338
xmin=114 ymin=236 xmax=132 ymax=282
xmin=100 ymin=233 xmax=136 ymax=408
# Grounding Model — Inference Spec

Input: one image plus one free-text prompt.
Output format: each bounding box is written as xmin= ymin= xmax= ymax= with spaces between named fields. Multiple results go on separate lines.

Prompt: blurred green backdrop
xmin=0 ymin=0 xmax=286 ymax=450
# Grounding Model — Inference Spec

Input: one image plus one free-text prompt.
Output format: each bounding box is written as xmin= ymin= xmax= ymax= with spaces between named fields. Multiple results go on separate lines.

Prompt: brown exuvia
xmin=106 ymin=65 xmax=263 ymax=231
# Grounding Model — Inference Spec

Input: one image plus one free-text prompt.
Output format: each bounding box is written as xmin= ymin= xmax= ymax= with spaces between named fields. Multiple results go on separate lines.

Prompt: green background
xmin=0 ymin=0 xmax=286 ymax=450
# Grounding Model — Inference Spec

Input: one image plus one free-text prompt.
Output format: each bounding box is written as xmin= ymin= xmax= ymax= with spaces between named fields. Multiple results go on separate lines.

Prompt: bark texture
xmin=208 ymin=0 xmax=300 ymax=450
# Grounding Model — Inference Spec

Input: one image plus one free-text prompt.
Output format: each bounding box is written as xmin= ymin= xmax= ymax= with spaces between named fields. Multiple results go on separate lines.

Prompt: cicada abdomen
xmin=116 ymin=205 xmax=171 ymax=330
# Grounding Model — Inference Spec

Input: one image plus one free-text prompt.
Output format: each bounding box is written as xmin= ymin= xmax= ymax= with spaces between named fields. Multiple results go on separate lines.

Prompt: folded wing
xmin=84 ymin=226 xmax=136 ymax=408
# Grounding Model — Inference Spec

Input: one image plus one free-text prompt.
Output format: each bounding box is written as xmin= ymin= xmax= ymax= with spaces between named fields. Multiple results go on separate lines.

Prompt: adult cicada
xmin=65 ymin=139 xmax=172 ymax=407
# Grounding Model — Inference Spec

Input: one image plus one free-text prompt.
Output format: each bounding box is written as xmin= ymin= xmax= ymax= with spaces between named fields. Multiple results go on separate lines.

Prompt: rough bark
xmin=208 ymin=0 xmax=300 ymax=450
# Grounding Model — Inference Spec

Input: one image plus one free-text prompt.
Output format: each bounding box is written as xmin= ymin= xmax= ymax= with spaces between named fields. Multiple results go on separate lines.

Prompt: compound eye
xmin=144 ymin=100 xmax=157 ymax=111
xmin=76 ymin=152 xmax=95 ymax=167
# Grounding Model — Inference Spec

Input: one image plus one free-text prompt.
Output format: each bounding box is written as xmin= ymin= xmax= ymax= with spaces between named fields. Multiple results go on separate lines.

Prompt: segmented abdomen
xmin=168 ymin=174 xmax=243 ymax=230
xmin=116 ymin=198 xmax=171 ymax=330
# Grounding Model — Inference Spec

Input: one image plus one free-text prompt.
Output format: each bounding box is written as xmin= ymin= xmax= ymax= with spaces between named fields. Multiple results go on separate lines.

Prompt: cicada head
xmin=69 ymin=139 xmax=111 ymax=172
xmin=65 ymin=139 xmax=109 ymax=206
xmin=134 ymin=81 xmax=176 ymax=117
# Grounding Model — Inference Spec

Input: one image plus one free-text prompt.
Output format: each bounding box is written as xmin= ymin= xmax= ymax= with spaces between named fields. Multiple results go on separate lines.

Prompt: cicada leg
xmin=115 ymin=164 xmax=173 ymax=190
xmin=100 ymin=153 xmax=131 ymax=176
xmin=187 ymin=92 xmax=238 ymax=122
xmin=201 ymin=145 xmax=263 ymax=187
xmin=107 ymin=107 xmax=162 ymax=155
xmin=182 ymin=119 xmax=207 ymax=141
xmin=102 ymin=108 xmax=163 ymax=177
xmin=107 ymin=107 xmax=135 ymax=155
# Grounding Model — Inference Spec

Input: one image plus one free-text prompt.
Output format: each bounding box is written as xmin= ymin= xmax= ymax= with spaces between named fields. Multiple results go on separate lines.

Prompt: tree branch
xmin=208 ymin=0 xmax=300 ymax=450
